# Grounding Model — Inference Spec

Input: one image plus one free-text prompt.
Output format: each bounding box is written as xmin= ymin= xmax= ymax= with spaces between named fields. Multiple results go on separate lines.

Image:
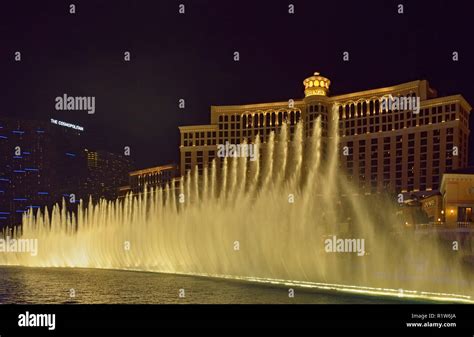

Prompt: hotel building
xmin=118 ymin=164 xmax=180 ymax=198
xmin=178 ymin=72 xmax=471 ymax=195
xmin=82 ymin=149 xmax=131 ymax=200
xmin=0 ymin=117 xmax=85 ymax=228
xmin=419 ymin=168 xmax=474 ymax=227
xmin=128 ymin=164 xmax=179 ymax=194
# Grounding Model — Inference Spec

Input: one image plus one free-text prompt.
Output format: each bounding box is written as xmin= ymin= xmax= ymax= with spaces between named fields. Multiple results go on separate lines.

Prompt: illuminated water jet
xmin=0 ymin=106 xmax=473 ymax=302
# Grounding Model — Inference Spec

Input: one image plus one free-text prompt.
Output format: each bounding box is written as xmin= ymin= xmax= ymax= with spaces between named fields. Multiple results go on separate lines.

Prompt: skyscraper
xmin=0 ymin=117 xmax=85 ymax=228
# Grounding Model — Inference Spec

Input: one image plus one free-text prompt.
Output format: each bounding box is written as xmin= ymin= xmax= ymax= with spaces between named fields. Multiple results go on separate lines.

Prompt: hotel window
xmin=458 ymin=207 xmax=473 ymax=222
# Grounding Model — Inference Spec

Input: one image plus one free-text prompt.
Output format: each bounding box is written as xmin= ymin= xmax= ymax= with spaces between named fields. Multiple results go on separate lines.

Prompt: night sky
xmin=1 ymin=0 xmax=473 ymax=169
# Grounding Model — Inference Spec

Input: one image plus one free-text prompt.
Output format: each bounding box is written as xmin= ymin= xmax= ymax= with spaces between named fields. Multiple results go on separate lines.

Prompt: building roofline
xmin=130 ymin=164 xmax=178 ymax=176
xmin=210 ymin=100 xmax=305 ymax=112
xmin=328 ymin=80 xmax=424 ymax=102
xmin=441 ymin=170 xmax=474 ymax=192
xmin=422 ymin=94 xmax=472 ymax=112
xmin=178 ymin=124 xmax=217 ymax=131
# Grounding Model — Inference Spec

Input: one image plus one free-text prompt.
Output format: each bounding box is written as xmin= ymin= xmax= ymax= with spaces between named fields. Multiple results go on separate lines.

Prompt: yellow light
xmin=320 ymin=80 xmax=325 ymax=87
xmin=438 ymin=218 xmax=441 ymax=222
xmin=309 ymin=81 xmax=313 ymax=87
xmin=450 ymin=209 xmax=454 ymax=214
xmin=441 ymin=210 xmax=444 ymax=214
xmin=314 ymin=81 xmax=319 ymax=87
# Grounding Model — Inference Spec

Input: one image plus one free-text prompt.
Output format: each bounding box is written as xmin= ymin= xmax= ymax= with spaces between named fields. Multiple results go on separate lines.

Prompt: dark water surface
xmin=0 ymin=266 xmax=421 ymax=304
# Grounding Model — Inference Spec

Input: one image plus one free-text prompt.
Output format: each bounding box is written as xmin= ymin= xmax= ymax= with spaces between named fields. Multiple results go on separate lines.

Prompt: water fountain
xmin=1 ymin=107 xmax=472 ymax=303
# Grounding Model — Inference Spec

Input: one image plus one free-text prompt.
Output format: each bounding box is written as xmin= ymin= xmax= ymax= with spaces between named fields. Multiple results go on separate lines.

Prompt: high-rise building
xmin=81 ymin=149 xmax=131 ymax=201
xmin=0 ymin=117 xmax=86 ymax=228
xmin=178 ymin=72 xmax=471 ymax=195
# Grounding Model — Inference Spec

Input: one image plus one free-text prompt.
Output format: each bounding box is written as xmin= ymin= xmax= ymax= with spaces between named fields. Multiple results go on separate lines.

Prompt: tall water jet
xmin=0 ymin=105 xmax=473 ymax=302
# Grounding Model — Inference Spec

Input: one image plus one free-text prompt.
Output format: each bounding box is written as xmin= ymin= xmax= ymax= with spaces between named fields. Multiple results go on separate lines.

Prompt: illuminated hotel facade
xmin=178 ymin=73 xmax=471 ymax=195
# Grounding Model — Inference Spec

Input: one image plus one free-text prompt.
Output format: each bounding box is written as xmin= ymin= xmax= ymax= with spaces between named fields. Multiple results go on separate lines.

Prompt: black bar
xmin=0 ymin=304 xmax=472 ymax=337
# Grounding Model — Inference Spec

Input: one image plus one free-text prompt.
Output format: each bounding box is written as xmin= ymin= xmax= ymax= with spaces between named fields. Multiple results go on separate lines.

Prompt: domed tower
xmin=303 ymin=72 xmax=331 ymax=138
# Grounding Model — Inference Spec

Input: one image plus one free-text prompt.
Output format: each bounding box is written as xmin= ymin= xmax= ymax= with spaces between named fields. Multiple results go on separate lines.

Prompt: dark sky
xmin=1 ymin=0 xmax=473 ymax=169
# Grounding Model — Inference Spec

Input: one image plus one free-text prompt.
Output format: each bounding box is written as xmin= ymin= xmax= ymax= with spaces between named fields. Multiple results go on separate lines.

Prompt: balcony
xmin=414 ymin=221 xmax=474 ymax=232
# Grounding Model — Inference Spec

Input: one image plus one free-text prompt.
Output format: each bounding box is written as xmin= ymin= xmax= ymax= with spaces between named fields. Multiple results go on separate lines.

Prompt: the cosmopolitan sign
xmin=50 ymin=118 xmax=84 ymax=131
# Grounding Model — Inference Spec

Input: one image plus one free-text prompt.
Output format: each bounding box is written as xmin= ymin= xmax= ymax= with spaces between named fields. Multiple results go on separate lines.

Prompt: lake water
xmin=0 ymin=266 xmax=415 ymax=304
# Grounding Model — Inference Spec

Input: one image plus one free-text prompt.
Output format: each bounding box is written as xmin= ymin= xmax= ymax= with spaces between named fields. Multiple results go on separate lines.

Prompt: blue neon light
xmin=0 ymin=178 xmax=10 ymax=182
xmin=14 ymin=198 xmax=27 ymax=201
xmin=15 ymin=210 xmax=25 ymax=213
xmin=0 ymin=212 xmax=10 ymax=214
xmin=12 ymin=130 xmax=25 ymax=134
xmin=65 ymin=153 xmax=76 ymax=157
xmin=0 ymin=217 xmax=7 ymax=220
xmin=37 ymin=192 xmax=49 ymax=195
xmin=0 ymin=136 xmax=7 ymax=139
xmin=14 ymin=170 xmax=26 ymax=173
xmin=23 ymin=152 xmax=31 ymax=155
xmin=13 ymin=156 xmax=23 ymax=159
xmin=25 ymin=168 xmax=39 ymax=171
